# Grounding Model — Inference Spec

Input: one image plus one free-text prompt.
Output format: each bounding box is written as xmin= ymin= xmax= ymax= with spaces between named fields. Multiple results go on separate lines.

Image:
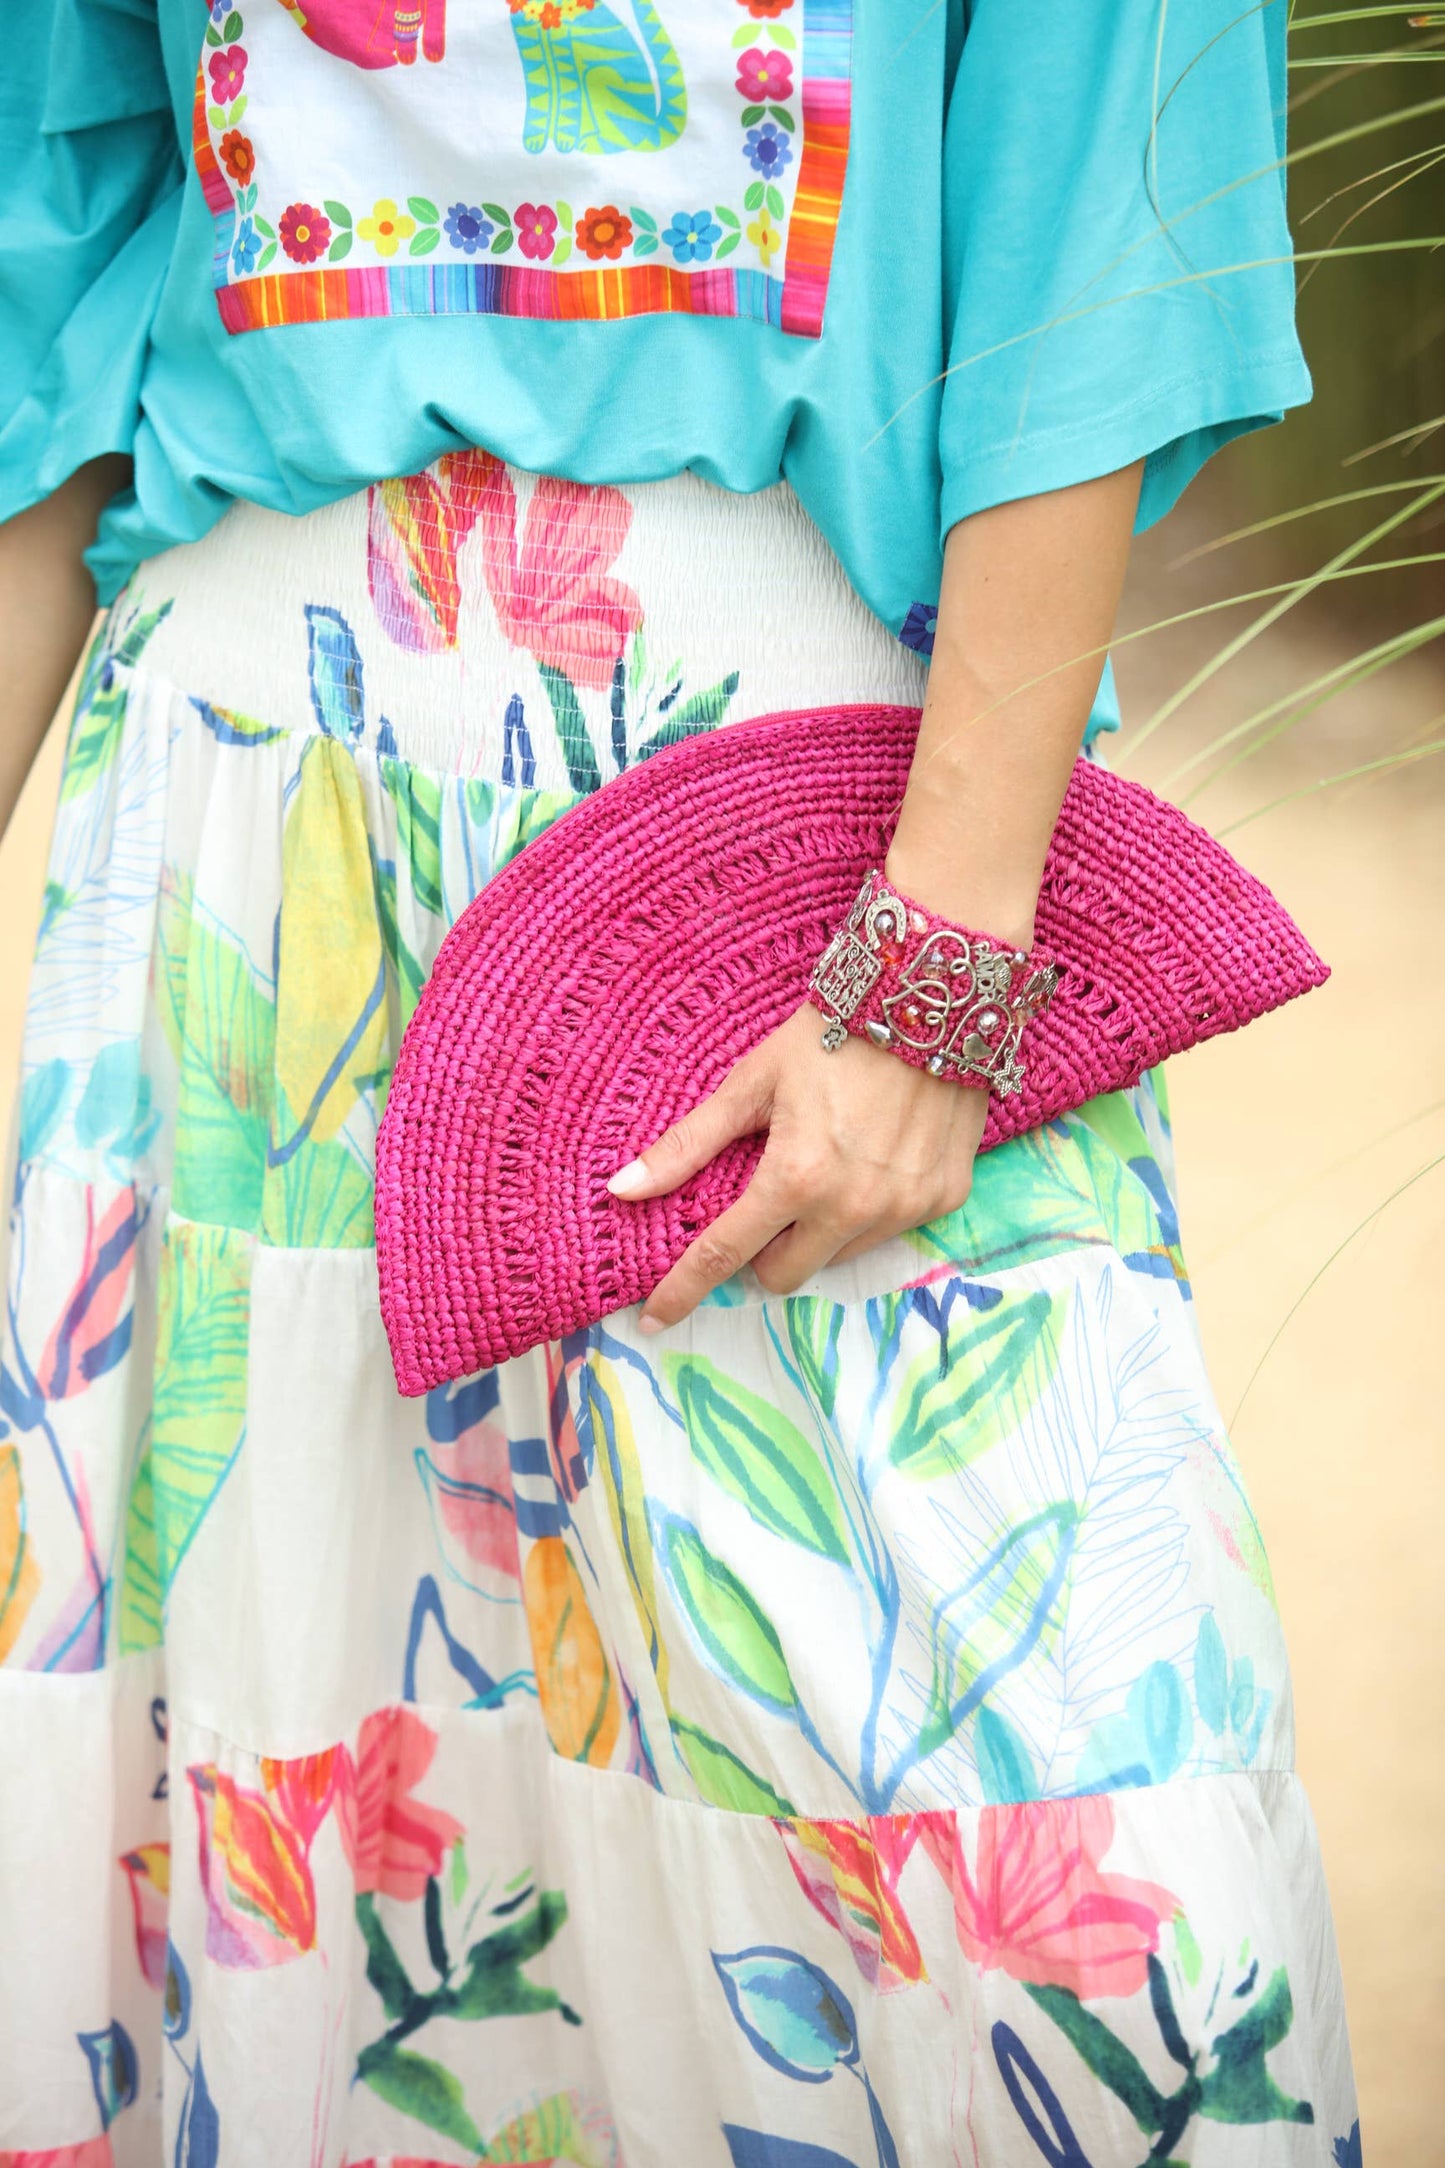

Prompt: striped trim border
xmin=207 ymin=1 xmax=853 ymax=340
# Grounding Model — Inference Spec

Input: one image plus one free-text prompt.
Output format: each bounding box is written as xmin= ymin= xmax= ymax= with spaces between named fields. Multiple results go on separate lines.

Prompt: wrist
xmin=881 ymin=836 xmax=1039 ymax=951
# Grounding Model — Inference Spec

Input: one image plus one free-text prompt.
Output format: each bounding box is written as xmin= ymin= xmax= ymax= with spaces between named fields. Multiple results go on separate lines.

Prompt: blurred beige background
xmin=2 ymin=505 xmax=1441 ymax=2158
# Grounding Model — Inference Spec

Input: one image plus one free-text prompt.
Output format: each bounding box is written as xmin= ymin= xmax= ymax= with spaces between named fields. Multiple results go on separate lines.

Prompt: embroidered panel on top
xmin=194 ymin=0 xmax=853 ymax=340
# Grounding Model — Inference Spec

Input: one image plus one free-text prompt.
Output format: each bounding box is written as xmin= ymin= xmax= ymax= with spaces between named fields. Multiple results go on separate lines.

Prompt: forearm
xmin=886 ymin=462 xmax=1144 ymax=947
xmin=0 ymin=456 xmax=130 ymax=841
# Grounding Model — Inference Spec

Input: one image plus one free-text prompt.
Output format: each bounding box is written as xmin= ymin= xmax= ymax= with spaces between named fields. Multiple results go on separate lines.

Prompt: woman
xmin=0 ymin=1 xmax=1358 ymax=2161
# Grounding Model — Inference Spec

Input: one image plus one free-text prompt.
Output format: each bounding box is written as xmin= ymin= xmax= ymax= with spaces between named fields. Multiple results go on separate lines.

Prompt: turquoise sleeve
xmin=938 ymin=0 xmax=1312 ymax=537
xmin=0 ymin=0 xmax=185 ymax=524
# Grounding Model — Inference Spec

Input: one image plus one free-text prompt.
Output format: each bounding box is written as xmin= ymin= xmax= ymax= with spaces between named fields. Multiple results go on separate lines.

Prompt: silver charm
xmin=819 ymin=1014 xmax=848 ymax=1053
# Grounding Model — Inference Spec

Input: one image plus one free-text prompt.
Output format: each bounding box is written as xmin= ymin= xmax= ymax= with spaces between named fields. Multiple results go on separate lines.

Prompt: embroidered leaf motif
xmin=323 ymin=199 xmax=352 ymax=228
xmin=408 ymin=195 xmax=439 ymax=223
xmin=713 ymin=1948 xmax=858 ymax=2079
xmin=327 ymin=233 xmax=352 ymax=263
xmin=887 ymin=1284 xmax=1067 ymax=1480
xmin=650 ymin=1508 xmax=799 ymax=1716
xmin=356 ymin=2041 xmax=485 ymax=2151
xmin=523 ymin=1536 xmax=620 ymax=1766
xmin=664 ymin=1352 xmax=849 ymax=1562
xmin=671 ymin=1717 xmax=796 ymax=1816
xmin=410 ymin=227 xmax=441 ymax=257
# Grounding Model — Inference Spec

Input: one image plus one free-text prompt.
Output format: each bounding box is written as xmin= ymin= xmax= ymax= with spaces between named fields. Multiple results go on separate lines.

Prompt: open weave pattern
xmin=376 ymin=703 xmax=1328 ymax=1390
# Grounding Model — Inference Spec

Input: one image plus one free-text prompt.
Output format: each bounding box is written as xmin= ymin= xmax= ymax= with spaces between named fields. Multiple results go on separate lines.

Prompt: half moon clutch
xmin=375 ymin=703 xmax=1328 ymax=1393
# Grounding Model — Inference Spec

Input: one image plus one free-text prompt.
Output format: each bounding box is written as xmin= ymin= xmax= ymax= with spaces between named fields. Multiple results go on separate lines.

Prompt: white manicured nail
xmin=607 ymin=1158 xmax=651 ymax=1198
xmin=638 ymin=1314 xmax=665 ymax=1336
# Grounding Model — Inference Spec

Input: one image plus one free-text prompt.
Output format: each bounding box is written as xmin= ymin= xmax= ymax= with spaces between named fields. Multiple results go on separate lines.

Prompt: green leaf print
xmin=355 ymin=1894 xmax=418 ymax=2023
xmin=670 ymin=1716 xmax=797 ymax=1815
xmin=649 ymin=1508 xmax=800 ymax=1718
xmin=918 ymin=1504 xmax=1077 ymax=1758
xmin=887 ymin=1285 xmax=1067 ymax=1481
xmin=1024 ymin=1984 xmax=1169 ymax=2131
xmin=973 ymin=1704 xmax=1039 ymax=1805
xmin=118 ymin=1423 xmax=163 ymax=1653
xmin=355 ymin=2042 xmax=486 ymax=2151
xmin=157 ymin=874 xmax=276 ymax=1231
xmin=663 ymin=1353 xmax=850 ymax=1562
xmin=640 ymin=669 xmax=741 ymax=753
xmin=1198 ymin=1969 xmax=1314 ymax=2126
xmin=784 ymin=1302 xmax=844 ymax=1424
xmin=61 ymin=603 xmax=172 ymax=804
xmin=587 ymin=1354 xmax=673 ymax=1703
xmin=448 ymin=1888 xmax=571 ymax=2020
xmin=140 ymin=1221 xmax=251 ymax=1616
xmin=539 ymin=664 xmax=602 ymax=796
xmin=260 ymin=1084 xmax=375 ymax=1249
xmin=381 ymin=758 xmax=446 ymax=919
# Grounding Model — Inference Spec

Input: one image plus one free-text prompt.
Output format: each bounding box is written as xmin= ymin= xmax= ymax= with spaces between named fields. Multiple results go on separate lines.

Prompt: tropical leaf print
xmin=356 ymin=2043 xmax=486 ymax=2151
xmin=648 ymin=1508 xmax=800 ymax=1718
xmin=915 ymin=1505 xmax=1078 ymax=1764
xmin=670 ymin=1717 xmax=796 ymax=1816
xmin=158 ymin=872 xmax=276 ymax=1231
xmin=306 ymin=604 xmax=366 ymax=743
xmin=192 ymin=696 xmax=287 ymax=747
xmin=189 ymin=1763 xmax=317 ymax=1968
xmin=584 ymin=1354 xmax=672 ymax=1702
xmin=522 ymin=1536 xmax=620 ymax=1765
xmin=713 ymin=1947 xmax=858 ymax=2079
xmin=539 ymin=663 xmax=602 ymax=796
xmin=119 ymin=1221 xmax=251 ymax=1650
xmin=61 ymin=603 xmax=172 ymax=804
xmin=885 ymin=1283 xmax=1068 ymax=1481
xmin=381 ymin=757 xmax=445 ymax=918
xmin=0 ymin=1444 xmax=41 ymax=1662
xmin=480 ymin=2088 xmax=618 ymax=2165
xmin=663 ymin=1353 xmax=851 ymax=1562
xmin=367 ymin=452 xmax=494 ymax=654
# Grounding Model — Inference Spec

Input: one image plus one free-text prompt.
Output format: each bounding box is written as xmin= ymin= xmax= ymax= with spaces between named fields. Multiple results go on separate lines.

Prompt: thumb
xmin=606 ymin=1059 xmax=772 ymax=1201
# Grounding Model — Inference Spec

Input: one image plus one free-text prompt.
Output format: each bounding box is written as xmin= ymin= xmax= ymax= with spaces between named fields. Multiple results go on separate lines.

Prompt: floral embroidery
xmin=736 ymin=47 xmax=792 ymax=101
xmin=279 ymin=202 xmax=331 ymax=264
xmin=218 ymin=128 xmax=254 ymax=183
xmin=576 ymin=205 xmax=633 ymax=262
xmin=196 ymin=0 xmax=854 ymax=337
xmin=516 ymin=201 xmax=559 ymax=261
xmin=208 ymin=43 xmax=247 ymax=100
xmin=444 ymin=201 xmax=494 ymax=254
xmin=663 ymin=209 xmax=723 ymax=263
xmin=356 ymin=198 xmax=416 ymax=258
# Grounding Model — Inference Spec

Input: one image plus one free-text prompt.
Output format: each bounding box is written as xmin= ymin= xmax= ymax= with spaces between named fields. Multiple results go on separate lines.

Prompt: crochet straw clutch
xmin=376 ymin=704 xmax=1328 ymax=1393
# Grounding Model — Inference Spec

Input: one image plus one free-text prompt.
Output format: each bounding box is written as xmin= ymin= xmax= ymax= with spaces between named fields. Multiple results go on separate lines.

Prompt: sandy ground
xmin=1 ymin=528 xmax=1441 ymax=2162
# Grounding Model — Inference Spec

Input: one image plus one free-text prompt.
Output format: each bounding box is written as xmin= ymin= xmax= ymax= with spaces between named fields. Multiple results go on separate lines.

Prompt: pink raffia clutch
xmin=376 ymin=704 xmax=1327 ymax=1393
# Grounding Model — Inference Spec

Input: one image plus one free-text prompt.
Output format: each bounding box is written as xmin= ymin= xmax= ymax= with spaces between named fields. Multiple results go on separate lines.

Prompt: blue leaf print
xmin=178 ymin=2048 xmax=221 ymax=2168
xmin=1334 ymin=2122 xmax=1363 ymax=2168
xmin=163 ymin=1940 xmax=192 ymax=2041
xmin=713 ymin=1947 xmax=858 ymax=2082
xmin=991 ymin=2021 xmax=1095 ymax=2167
xmin=426 ymin=1371 xmax=502 ymax=1442
xmin=723 ymin=2132 xmax=862 ymax=2168
xmin=1194 ymin=1611 xmax=1229 ymax=1735
xmin=78 ymin=2019 xmax=138 ymax=2129
xmin=305 ymin=605 xmax=366 ymax=743
xmin=975 ymin=1704 xmax=1039 ymax=1804
xmin=19 ymin=1058 xmax=69 ymax=1163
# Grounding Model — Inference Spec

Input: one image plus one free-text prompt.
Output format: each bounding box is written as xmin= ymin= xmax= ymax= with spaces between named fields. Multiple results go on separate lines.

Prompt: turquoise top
xmin=3 ymin=0 xmax=1308 ymax=732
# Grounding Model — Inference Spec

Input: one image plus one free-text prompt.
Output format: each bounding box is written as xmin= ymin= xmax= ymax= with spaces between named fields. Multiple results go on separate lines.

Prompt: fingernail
xmin=638 ymin=1313 xmax=664 ymax=1336
xmin=607 ymin=1158 xmax=650 ymax=1198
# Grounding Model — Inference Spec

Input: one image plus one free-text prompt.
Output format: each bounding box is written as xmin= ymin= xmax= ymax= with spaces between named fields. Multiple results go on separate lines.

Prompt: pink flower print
xmin=918 ymin=1796 xmax=1177 ymax=2001
xmin=516 ymin=201 xmax=558 ymax=261
xmin=0 ymin=2145 xmax=116 ymax=2167
xmin=474 ymin=464 xmax=643 ymax=688
xmin=118 ymin=1843 xmax=170 ymax=1990
xmin=208 ymin=44 xmax=247 ymax=101
xmin=189 ymin=1764 xmax=318 ymax=1969
xmin=416 ymin=1390 xmax=522 ymax=1598
xmin=334 ymin=1707 xmax=463 ymax=1901
xmin=36 ymin=1187 xmax=139 ymax=1400
xmin=736 ymin=46 xmax=793 ymax=101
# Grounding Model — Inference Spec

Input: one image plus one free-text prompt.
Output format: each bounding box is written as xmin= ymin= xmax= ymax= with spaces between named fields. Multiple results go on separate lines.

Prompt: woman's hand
xmin=608 ymin=1002 xmax=989 ymax=1330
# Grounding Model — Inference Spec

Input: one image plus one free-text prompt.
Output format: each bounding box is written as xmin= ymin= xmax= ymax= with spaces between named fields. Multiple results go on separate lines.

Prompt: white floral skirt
xmin=0 ymin=460 xmax=1358 ymax=2166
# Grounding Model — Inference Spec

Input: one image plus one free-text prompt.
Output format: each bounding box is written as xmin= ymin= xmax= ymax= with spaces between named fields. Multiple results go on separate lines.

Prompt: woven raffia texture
xmin=376 ymin=703 xmax=1329 ymax=1390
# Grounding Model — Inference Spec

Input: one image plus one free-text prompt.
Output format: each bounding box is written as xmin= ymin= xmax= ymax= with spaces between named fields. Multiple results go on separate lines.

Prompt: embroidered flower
xmin=736 ymin=47 xmax=792 ymax=101
xmin=208 ymin=45 xmax=247 ymax=103
xmin=509 ymin=0 xmax=596 ymax=18
xmin=576 ymin=205 xmax=633 ymax=262
xmin=738 ymin=0 xmax=793 ymax=15
xmin=662 ymin=209 xmax=723 ymax=265
xmin=746 ymin=209 xmax=782 ymax=269
xmin=444 ymin=202 xmax=494 ymax=255
xmin=900 ymin=601 xmax=938 ymax=656
xmin=744 ymin=120 xmax=793 ymax=180
xmin=357 ymin=199 xmax=415 ymax=259
xmin=218 ymin=130 xmax=255 ymax=184
xmin=231 ymin=218 xmax=262 ymax=276
xmin=279 ymin=202 xmax=332 ymax=265
xmin=516 ymin=201 xmax=559 ymax=261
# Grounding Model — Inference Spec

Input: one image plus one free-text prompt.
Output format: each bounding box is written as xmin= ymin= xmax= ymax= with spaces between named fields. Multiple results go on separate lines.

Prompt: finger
xmin=607 ymin=1060 xmax=771 ymax=1201
xmin=640 ymin=1181 xmax=792 ymax=1330
xmin=751 ymin=1213 xmax=871 ymax=1298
